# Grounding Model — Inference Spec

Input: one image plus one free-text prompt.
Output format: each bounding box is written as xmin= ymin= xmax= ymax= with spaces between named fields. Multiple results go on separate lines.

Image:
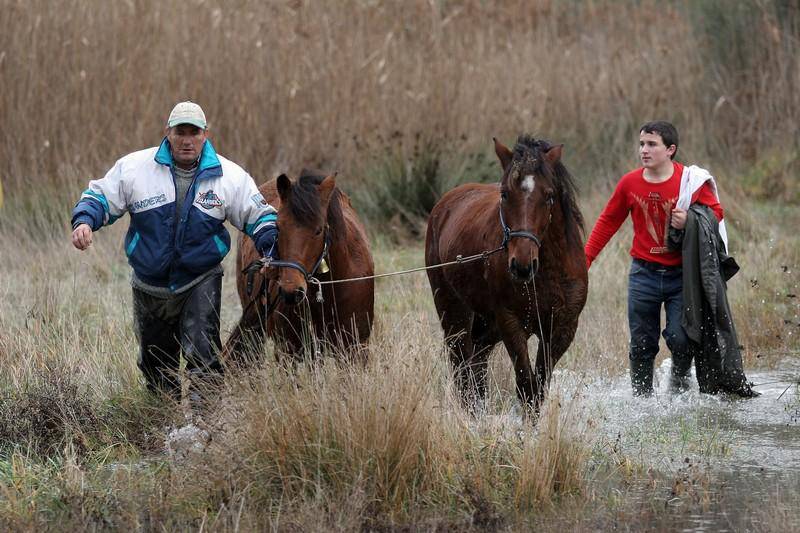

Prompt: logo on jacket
xmin=251 ymin=193 xmax=267 ymax=207
xmin=131 ymin=193 xmax=167 ymax=212
xmin=197 ymin=190 xmax=224 ymax=210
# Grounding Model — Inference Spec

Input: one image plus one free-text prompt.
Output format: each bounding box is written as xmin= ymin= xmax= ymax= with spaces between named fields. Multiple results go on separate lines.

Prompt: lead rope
xmin=306 ymin=246 xmax=506 ymax=297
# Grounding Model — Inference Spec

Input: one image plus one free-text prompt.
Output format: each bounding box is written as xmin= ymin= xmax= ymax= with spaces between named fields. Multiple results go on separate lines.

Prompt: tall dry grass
xmin=0 ymin=215 xmax=601 ymax=529
xmin=1 ymin=0 xmax=798 ymax=205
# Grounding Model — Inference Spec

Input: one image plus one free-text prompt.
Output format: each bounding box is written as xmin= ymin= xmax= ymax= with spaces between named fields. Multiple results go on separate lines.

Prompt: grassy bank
xmin=1 ymin=183 xmax=798 ymax=529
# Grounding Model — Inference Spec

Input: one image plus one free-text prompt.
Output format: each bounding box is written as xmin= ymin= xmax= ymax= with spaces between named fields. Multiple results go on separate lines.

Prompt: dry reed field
xmin=1 ymin=0 xmax=799 ymax=530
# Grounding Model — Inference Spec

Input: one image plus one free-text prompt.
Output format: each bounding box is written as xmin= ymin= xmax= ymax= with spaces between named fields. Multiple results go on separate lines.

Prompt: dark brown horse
xmin=224 ymin=171 xmax=374 ymax=362
xmin=425 ymin=135 xmax=588 ymax=413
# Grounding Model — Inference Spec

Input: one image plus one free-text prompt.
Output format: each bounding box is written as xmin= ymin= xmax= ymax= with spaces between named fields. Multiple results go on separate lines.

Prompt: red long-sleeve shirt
xmin=585 ymin=162 xmax=723 ymax=268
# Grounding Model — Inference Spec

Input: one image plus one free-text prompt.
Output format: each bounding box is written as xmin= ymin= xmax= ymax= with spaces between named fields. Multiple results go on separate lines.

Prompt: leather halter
xmin=267 ymin=229 xmax=332 ymax=282
xmin=241 ymin=228 xmax=332 ymax=302
xmin=498 ymin=198 xmax=553 ymax=249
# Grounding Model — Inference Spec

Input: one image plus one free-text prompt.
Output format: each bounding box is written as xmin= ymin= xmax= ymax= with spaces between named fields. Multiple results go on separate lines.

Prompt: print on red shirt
xmin=631 ymin=191 xmax=676 ymax=254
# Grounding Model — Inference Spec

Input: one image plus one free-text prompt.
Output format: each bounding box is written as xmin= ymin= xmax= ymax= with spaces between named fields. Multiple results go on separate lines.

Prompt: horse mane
xmin=512 ymin=135 xmax=585 ymax=248
xmin=287 ymin=169 xmax=346 ymax=239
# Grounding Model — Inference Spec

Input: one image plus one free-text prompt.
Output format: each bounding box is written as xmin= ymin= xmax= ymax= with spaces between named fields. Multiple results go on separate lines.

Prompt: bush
xmin=0 ymin=364 xmax=101 ymax=458
xmin=0 ymin=363 xmax=173 ymax=460
xmin=351 ymin=137 xmax=498 ymax=238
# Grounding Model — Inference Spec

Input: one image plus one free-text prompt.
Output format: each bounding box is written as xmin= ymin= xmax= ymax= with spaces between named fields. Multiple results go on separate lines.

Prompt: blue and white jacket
xmin=71 ymin=138 xmax=277 ymax=291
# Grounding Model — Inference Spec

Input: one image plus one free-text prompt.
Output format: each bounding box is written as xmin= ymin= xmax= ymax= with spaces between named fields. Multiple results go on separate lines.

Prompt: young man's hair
xmin=639 ymin=121 xmax=679 ymax=160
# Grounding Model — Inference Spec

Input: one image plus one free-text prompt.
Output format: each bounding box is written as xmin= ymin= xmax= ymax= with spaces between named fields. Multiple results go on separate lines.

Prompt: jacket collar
xmin=154 ymin=137 xmax=222 ymax=178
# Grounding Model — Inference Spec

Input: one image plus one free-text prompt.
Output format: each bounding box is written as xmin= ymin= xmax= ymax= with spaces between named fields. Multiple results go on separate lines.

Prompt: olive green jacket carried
xmin=668 ymin=204 xmax=757 ymax=397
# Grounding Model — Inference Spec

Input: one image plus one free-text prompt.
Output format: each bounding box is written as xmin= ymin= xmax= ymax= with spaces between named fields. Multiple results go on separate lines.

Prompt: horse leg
xmin=470 ymin=313 xmax=500 ymax=405
xmin=531 ymin=315 xmax=580 ymax=409
xmin=321 ymin=313 xmax=369 ymax=366
xmin=341 ymin=312 xmax=372 ymax=366
xmin=496 ymin=310 xmax=536 ymax=412
xmin=431 ymin=285 xmax=481 ymax=411
xmin=222 ymin=300 xmax=268 ymax=368
xmin=271 ymin=306 xmax=309 ymax=362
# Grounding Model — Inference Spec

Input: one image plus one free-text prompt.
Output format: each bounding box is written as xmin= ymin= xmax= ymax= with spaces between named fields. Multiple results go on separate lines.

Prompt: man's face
xmin=167 ymin=124 xmax=207 ymax=167
xmin=639 ymin=131 xmax=675 ymax=170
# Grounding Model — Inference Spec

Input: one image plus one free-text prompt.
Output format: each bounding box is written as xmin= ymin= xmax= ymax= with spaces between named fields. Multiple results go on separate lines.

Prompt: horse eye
xmin=500 ymin=190 xmax=509 ymax=201
xmin=315 ymin=227 xmax=323 ymax=236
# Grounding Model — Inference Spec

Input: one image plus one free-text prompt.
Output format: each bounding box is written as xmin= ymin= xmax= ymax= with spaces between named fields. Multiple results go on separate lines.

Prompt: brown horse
xmin=425 ymin=135 xmax=588 ymax=413
xmin=224 ymin=171 xmax=374 ymax=362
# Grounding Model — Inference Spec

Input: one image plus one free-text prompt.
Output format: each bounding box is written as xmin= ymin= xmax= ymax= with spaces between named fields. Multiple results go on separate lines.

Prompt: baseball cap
xmin=167 ymin=101 xmax=207 ymax=129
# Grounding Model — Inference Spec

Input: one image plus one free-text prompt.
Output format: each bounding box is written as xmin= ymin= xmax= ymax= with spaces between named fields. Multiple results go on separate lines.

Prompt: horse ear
xmin=318 ymin=173 xmax=337 ymax=206
xmin=544 ymin=144 xmax=564 ymax=165
xmin=494 ymin=137 xmax=513 ymax=172
xmin=277 ymin=173 xmax=291 ymax=201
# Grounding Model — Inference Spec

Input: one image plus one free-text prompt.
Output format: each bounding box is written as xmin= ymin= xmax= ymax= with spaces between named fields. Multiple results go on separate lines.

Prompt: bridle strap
xmin=242 ymin=229 xmax=332 ymax=296
xmin=262 ymin=259 xmax=311 ymax=280
xmin=308 ymin=231 xmax=332 ymax=279
xmin=499 ymin=203 xmax=546 ymax=249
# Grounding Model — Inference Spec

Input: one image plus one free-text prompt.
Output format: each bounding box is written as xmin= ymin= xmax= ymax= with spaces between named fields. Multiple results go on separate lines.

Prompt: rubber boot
xmin=669 ymin=348 xmax=693 ymax=394
xmin=669 ymin=371 xmax=691 ymax=394
xmin=669 ymin=362 xmax=692 ymax=394
xmin=630 ymin=358 xmax=654 ymax=397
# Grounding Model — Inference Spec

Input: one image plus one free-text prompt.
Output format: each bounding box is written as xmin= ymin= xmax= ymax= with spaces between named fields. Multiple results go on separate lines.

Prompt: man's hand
xmin=71 ymin=223 xmax=93 ymax=250
xmin=259 ymin=241 xmax=280 ymax=279
xmin=670 ymin=208 xmax=687 ymax=230
xmin=260 ymin=258 xmax=280 ymax=280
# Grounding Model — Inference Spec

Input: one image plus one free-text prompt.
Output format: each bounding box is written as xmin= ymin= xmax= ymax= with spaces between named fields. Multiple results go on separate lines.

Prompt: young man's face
xmin=639 ymin=131 xmax=675 ymax=170
xmin=167 ymin=124 xmax=207 ymax=168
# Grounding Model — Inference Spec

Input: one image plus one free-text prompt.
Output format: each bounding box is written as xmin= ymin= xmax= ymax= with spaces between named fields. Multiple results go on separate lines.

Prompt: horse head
xmin=274 ymin=171 xmax=337 ymax=305
xmin=494 ymin=136 xmax=562 ymax=282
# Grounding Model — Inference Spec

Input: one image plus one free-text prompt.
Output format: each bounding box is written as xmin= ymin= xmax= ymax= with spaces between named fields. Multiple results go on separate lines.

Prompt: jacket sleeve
xmin=227 ymin=173 xmax=278 ymax=256
xmin=71 ymin=160 xmax=129 ymax=231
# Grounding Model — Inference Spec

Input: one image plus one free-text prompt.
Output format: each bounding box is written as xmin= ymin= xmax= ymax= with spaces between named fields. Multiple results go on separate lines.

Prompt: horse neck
xmin=472 ymin=194 xmax=504 ymax=244
xmin=326 ymin=228 xmax=349 ymax=278
xmin=325 ymin=210 xmax=364 ymax=280
xmin=538 ymin=208 xmax=579 ymax=274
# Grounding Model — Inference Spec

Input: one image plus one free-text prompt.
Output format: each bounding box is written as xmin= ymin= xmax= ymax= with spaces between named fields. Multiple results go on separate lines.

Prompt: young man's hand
xmin=670 ymin=208 xmax=687 ymax=230
xmin=71 ymin=223 xmax=93 ymax=250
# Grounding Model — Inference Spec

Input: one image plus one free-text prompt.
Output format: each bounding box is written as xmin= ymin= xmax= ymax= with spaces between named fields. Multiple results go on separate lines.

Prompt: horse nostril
xmin=510 ymin=257 xmax=533 ymax=280
xmin=279 ymin=286 xmax=302 ymax=306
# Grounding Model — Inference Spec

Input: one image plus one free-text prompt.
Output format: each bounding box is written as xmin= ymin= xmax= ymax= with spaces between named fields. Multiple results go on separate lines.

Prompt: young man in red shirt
xmin=585 ymin=121 xmax=724 ymax=396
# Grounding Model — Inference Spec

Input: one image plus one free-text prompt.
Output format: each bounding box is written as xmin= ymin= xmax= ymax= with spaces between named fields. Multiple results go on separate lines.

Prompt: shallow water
xmin=477 ymin=356 xmax=800 ymax=529
xmin=568 ymin=357 xmax=800 ymax=475
xmin=562 ymin=357 xmax=800 ymax=530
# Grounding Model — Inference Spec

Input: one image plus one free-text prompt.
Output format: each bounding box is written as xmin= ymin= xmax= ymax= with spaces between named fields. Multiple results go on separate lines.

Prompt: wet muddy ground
xmin=477 ymin=356 xmax=800 ymax=531
xmin=560 ymin=358 xmax=799 ymax=530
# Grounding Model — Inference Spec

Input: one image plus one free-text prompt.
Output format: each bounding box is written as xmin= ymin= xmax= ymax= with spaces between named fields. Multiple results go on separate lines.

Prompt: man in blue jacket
xmin=71 ymin=101 xmax=278 ymax=409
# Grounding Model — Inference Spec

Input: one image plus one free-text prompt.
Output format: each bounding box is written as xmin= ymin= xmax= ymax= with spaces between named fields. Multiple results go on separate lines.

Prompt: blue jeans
xmin=628 ymin=259 xmax=693 ymax=386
